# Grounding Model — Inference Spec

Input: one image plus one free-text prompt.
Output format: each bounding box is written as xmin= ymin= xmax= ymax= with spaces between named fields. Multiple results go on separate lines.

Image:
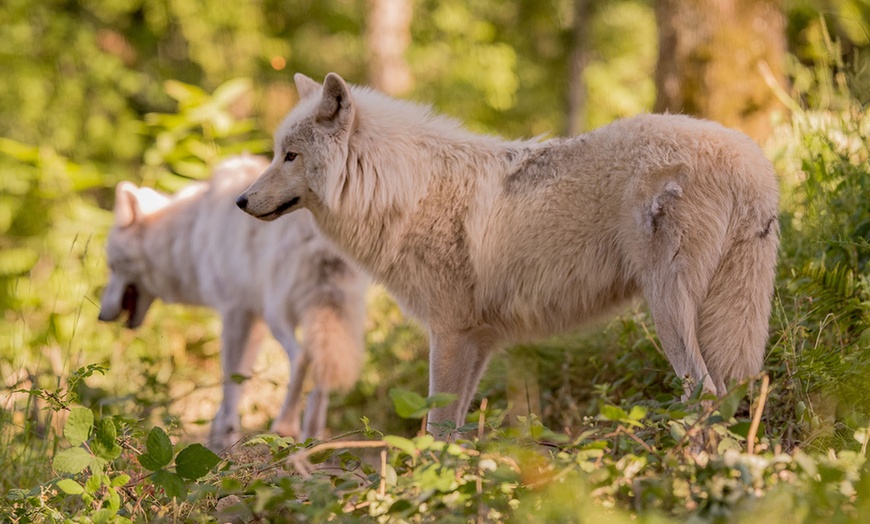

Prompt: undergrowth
xmin=2 ymin=56 xmax=870 ymax=521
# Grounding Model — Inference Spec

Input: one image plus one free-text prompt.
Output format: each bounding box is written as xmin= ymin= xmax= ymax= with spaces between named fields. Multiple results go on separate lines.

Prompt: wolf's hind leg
xmin=301 ymin=384 xmax=328 ymax=440
xmin=270 ymin=327 xmax=306 ymax=439
xmin=210 ymin=313 xmax=265 ymax=451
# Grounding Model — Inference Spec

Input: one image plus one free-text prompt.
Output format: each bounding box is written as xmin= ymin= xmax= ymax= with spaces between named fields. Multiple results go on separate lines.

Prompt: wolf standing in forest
xmin=236 ymin=73 xmax=779 ymax=435
xmin=99 ymin=155 xmax=368 ymax=449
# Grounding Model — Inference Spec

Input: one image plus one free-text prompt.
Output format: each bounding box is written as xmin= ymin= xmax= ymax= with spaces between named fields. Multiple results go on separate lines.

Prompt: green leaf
xmin=389 ymin=388 xmax=428 ymax=419
xmin=308 ymin=447 xmax=334 ymax=465
xmin=53 ymin=447 xmax=93 ymax=474
xmin=729 ymin=421 xmax=753 ymax=439
xmin=139 ymin=427 xmax=173 ymax=471
xmin=92 ymin=418 xmax=121 ymax=461
xmin=64 ymin=407 xmax=93 ymax=446
xmin=426 ymin=392 xmax=458 ymax=409
xmin=719 ymin=383 xmax=749 ymax=420
xmin=85 ymin=474 xmax=102 ymax=494
xmin=628 ymin=405 xmax=648 ymax=421
xmin=152 ymin=470 xmax=187 ymax=500
xmin=384 ymin=435 xmax=417 ymax=456
xmin=174 ymin=444 xmax=221 ymax=480
xmin=56 ymin=479 xmax=84 ymax=495
xmin=599 ymin=405 xmax=628 ymax=422
xmin=111 ymin=474 xmax=131 ymax=488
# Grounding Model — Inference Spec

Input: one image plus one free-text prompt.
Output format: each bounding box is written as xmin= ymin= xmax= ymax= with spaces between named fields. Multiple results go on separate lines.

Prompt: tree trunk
xmin=366 ymin=0 xmax=413 ymax=96
xmin=567 ymin=0 xmax=593 ymax=135
xmin=654 ymin=0 xmax=786 ymax=141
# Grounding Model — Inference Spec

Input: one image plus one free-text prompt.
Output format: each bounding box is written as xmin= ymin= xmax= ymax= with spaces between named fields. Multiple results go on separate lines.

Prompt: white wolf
xmin=99 ymin=155 xmax=369 ymax=448
xmin=237 ymin=73 xmax=779 ymax=435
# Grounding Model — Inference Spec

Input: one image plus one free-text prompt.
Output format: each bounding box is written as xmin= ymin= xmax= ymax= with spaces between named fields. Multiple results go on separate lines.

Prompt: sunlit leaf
xmin=53 ymin=448 xmax=93 ymax=475
xmin=64 ymin=407 xmax=93 ymax=447
xmin=56 ymin=479 xmax=84 ymax=495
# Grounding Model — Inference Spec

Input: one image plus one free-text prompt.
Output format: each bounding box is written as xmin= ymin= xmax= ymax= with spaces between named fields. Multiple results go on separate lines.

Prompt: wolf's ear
xmin=114 ymin=181 xmax=141 ymax=228
xmin=316 ymin=73 xmax=354 ymax=129
xmin=294 ymin=73 xmax=321 ymax=99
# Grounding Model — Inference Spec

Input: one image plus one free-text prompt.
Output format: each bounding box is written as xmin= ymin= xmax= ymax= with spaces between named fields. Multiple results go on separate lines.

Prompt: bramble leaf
xmin=175 ymin=444 xmax=221 ymax=480
xmin=64 ymin=407 xmax=93 ymax=446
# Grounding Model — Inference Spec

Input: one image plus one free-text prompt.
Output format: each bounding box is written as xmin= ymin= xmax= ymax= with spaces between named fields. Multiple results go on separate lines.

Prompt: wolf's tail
xmin=301 ymin=303 xmax=365 ymax=392
xmin=696 ymin=201 xmax=779 ymax=393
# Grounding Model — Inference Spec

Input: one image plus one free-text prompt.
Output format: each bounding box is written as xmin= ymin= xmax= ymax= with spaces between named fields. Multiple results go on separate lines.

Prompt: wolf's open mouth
xmin=262 ymin=196 xmax=300 ymax=219
xmin=122 ymin=283 xmax=139 ymax=328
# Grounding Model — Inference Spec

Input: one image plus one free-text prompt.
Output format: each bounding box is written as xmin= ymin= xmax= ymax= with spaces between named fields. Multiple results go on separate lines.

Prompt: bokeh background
xmin=1 ymin=0 xmax=869 ymax=510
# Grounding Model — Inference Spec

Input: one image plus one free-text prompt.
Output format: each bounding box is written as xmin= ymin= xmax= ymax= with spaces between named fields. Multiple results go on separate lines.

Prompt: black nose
xmin=236 ymin=194 xmax=248 ymax=210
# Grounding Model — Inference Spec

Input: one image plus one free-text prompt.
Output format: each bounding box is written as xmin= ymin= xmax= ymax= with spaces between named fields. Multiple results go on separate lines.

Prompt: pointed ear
xmin=294 ymin=73 xmax=321 ymax=99
xmin=316 ymin=73 xmax=354 ymax=128
xmin=114 ymin=181 xmax=141 ymax=228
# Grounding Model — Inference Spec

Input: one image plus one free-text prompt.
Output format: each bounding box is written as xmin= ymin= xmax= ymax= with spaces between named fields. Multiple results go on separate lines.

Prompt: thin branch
xmin=747 ymin=375 xmax=770 ymax=455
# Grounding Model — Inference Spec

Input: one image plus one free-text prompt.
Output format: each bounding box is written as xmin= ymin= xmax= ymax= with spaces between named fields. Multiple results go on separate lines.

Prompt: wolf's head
xmin=236 ymin=72 xmax=356 ymax=221
xmin=98 ymin=182 xmax=166 ymax=328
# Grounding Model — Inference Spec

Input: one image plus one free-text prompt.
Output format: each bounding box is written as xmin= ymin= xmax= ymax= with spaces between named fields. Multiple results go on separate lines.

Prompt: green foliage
xmin=1 ymin=0 xmax=870 ymax=521
xmin=389 ymin=388 xmax=458 ymax=419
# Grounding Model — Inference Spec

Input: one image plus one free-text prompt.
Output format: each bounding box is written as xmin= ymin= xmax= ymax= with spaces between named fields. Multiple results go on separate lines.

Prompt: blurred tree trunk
xmin=567 ymin=0 xmax=593 ymax=135
xmin=654 ymin=0 xmax=786 ymax=141
xmin=366 ymin=0 xmax=413 ymax=96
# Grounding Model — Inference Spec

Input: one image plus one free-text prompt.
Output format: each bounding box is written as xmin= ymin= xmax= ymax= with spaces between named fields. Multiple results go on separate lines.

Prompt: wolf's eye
xmin=284 ymin=152 xmax=298 ymax=162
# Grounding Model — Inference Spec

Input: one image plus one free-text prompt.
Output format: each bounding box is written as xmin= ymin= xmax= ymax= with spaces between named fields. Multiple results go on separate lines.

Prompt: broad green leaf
xmin=719 ymin=383 xmax=749 ymax=420
xmin=53 ymin=447 xmax=93 ymax=474
xmin=729 ymin=421 xmax=753 ymax=439
xmin=139 ymin=427 xmax=173 ymax=471
xmin=413 ymin=434 xmax=436 ymax=451
xmin=599 ymin=405 xmax=627 ymax=422
xmin=92 ymin=418 xmax=121 ymax=461
xmin=628 ymin=405 xmax=648 ymax=421
xmin=64 ymin=407 xmax=93 ymax=446
xmin=152 ymin=470 xmax=187 ymax=500
xmin=111 ymin=474 xmax=131 ymax=488
xmin=384 ymin=435 xmax=417 ymax=456
xmin=85 ymin=473 xmax=102 ymax=494
xmin=389 ymin=388 xmax=428 ymax=419
xmin=426 ymin=392 xmax=458 ymax=409
xmin=175 ymin=444 xmax=221 ymax=480
xmin=106 ymin=486 xmax=121 ymax=512
xmin=92 ymin=508 xmax=118 ymax=524
xmin=56 ymin=479 xmax=84 ymax=495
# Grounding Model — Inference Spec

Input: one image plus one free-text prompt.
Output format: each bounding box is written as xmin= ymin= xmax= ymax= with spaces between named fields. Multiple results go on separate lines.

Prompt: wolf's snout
xmin=236 ymin=194 xmax=249 ymax=210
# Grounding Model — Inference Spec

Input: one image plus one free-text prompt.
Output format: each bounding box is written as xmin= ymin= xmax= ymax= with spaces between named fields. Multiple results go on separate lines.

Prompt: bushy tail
xmin=301 ymin=304 xmax=365 ymax=392
xmin=697 ymin=211 xmax=779 ymax=392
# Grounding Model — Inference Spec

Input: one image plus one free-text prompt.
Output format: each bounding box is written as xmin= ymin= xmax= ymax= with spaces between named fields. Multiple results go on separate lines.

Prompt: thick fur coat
xmin=99 ymin=155 xmax=369 ymax=448
xmin=237 ymin=73 xmax=779 ymax=434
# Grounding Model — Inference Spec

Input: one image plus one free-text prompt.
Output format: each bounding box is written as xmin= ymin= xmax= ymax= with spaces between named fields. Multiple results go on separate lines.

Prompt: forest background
xmin=1 ymin=0 xmax=870 ymax=522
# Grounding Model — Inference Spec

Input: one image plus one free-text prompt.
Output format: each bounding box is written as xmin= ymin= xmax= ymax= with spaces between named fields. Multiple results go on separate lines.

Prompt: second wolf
xmin=99 ymin=155 xmax=368 ymax=449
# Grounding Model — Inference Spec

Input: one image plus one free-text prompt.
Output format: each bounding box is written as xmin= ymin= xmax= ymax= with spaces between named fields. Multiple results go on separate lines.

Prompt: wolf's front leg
xmin=210 ymin=313 xmax=264 ymax=451
xmin=426 ymin=329 xmax=493 ymax=438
